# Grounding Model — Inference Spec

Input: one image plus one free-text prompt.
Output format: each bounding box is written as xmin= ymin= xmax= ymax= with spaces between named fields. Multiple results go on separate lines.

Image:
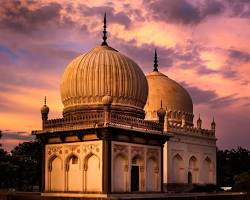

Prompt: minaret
xmin=102 ymin=13 xmax=108 ymax=46
xmin=41 ymin=96 xmax=49 ymax=123
xmin=153 ymin=49 xmax=158 ymax=72
xmin=197 ymin=113 xmax=202 ymax=129
xmin=102 ymin=89 xmax=113 ymax=126
xmin=157 ymin=100 xmax=166 ymax=126
xmin=163 ymin=106 xmax=169 ymax=132
xmin=181 ymin=114 xmax=186 ymax=127
xmin=211 ymin=117 xmax=216 ymax=131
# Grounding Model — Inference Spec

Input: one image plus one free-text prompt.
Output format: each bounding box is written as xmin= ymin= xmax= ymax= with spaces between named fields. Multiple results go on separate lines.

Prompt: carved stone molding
xmin=131 ymin=146 xmax=144 ymax=159
xmin=147 ymin=148 xmax=159 ymax=160
xmin=47 ymin=146 xmax=62 ymax=155
xmin=82 ymin=143 xmax=100 ymax=154
xmin=65 ymin=145 xmax=80 ymax=154
xmin=113 ymin=144 xmax=128 ymax=155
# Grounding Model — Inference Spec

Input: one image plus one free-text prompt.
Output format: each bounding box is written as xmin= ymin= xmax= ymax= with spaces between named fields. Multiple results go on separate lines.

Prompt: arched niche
xmin=172 ymin=154 xmax=184 ymax=183
xmin=84 ymin=153 xmax=101 ymax=192
xmin=131 ymin=155 xmax=144 ymax=192
xmin=146 ymin=157 xmax=159 ymax=191
xmin=65 ymin=154 xmax=81 ymax=192
xmin=48 ymin=155 xmax=64 ymax=191
xmin=203 ymin=157 xmax=214 ymax=184
xmin=113 ymin=153 xmax=128 ymax=192
xmin=189 ymin=156 xmax=199 ymax=183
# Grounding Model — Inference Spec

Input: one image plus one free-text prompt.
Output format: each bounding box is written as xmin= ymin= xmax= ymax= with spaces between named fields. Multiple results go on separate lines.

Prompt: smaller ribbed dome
xmin=41 ymin=97 xmax=49 ymax=114
xmin=145 ymin=71 xmax=193 ymax=125
xmin=41 ymin=105 xmax=49 ymax=114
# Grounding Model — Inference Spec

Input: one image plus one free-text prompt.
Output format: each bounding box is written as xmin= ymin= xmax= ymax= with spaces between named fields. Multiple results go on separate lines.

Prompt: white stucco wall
xmin=164 ymin=133 xmax=216 ymax=185
xmin=45 ymin=140 xmax=103 ymax=192
xmin=111 ymin=141 xmax=161 ymax=192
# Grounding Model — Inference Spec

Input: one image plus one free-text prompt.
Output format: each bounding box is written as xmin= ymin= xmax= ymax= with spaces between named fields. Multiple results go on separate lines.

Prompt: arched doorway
xmin=188 ymin=171 xmax=192 ymax=184
xmin=131 ymin=155 xmax=142 ymax=192
xmin=113 ymin=154 xmax=128 ymax=192
xmin=172 ymin=154 xmax=184 ymax=183
xmin=49 ymin=156 xmax=64 ymax=191
xmin=131 ymin=165 xmax=139 ymax=192
xmin=66 ymin=154 xmax=81 ymax=191
xmin=85 ymin=154 xmax=101 ymax=192
xmin=189 ymin=156 xmax=199 ymax=183
xmin=146 ymin=158 xmax=158 ymax=191
xmin=203 ymin=157 xmax=213 ymax=184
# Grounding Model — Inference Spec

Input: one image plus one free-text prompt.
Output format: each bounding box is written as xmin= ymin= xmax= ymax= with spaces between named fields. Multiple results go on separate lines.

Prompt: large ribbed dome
xmin=60 ymin=45 xmax=148 ymax=117
xmin=144 ymin=71 xmax=193 ymax=125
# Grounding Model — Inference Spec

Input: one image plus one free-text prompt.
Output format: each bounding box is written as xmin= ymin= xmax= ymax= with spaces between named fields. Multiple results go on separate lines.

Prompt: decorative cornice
xmin=33 ymin=110 xmax=164 ymax=135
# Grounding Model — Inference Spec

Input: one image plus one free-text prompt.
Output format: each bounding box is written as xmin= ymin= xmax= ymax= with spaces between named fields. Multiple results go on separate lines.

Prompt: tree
xmin=217 ymin=147 xmax=250 ymax=187
xmin=11 ymin=140 xmax=43 ymax=191
xmin=233 ymin=171 xmax=250 ymax=192
xmin=0 ymin=135 xmax=42 ymax=191
xmin=0 ymin=130 xmax=16 ymax=189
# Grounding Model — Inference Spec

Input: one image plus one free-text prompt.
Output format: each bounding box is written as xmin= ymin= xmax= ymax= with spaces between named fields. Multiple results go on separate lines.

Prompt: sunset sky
xmin=0 ymin=0 xmax=250 ymax=152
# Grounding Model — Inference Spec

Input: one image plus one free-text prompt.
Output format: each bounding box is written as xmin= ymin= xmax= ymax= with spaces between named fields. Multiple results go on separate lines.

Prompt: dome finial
xmin=44 ymin=96 xmax=47 ymax=105
xmin=102 ymin=12 xmax=108 ymax=46
xmin=41 ymin=96 xmax=49 ymax=122
xmin=153 ymin=49 xmax=158 ymax=72
xmin=197 ymin=113 xmax=202 ymax=129
xmin=211 ymin=116 xmax=216 ymax=130
xmin=160 ymin=100 xmax=163 ymax=108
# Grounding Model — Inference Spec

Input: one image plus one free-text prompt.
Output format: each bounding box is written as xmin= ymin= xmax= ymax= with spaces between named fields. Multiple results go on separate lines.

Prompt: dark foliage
xmin=0 ymin=136 xmax=42 ymax=191
xmin=217 ymin=147 xmax=250 ymax=189
xmin=233 ymin=171 xmax=250 ymax=192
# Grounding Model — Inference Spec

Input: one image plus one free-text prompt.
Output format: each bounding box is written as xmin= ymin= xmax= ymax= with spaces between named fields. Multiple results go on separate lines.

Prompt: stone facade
xmin=144 ymin=67 xmax=217 ymax=190
xmin=164 ymin=131 xmax=216 ymax=187
xmin=33 ymin=16 xmax=217 ymax=199
xmin=111 ymin=141 xmax=161 ymax=192
xmin=45 ymin=141 xmax=103 ymax=193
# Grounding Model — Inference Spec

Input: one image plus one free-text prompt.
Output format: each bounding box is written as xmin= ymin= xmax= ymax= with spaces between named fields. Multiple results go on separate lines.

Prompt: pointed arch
xmin=48 ymin=155 xmax=64 ymax=191
xmin=65 ymin=153 xmax=81 ymax=191
xmin=84 ymin=153 xmax=101 ymax=192
xmin=189 ymin=156 xmax=199 ymax=183
xmin=48 ymin=154 xmax=63 ymax=171
xmin=131 ymin=154 xmax=144 ymax=192
xmin=146 ymin=156 xmax=159 ymax=191
xmin=203 ymin=157 xmax=214 ymax=184
xmin=132 ymin=154 xmax=143 ymax=165
xmin=113 ymin=153 xmax=129 ymax=192
xmin=172 ymin=154 xmax=184 ymax=183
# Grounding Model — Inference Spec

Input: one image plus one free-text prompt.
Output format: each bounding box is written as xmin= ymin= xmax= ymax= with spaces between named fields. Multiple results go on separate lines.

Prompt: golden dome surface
xmin=144 ymin=71 xmax=193 ymax=125
xmin=60 ymin=45 xmax=148 ymax=117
